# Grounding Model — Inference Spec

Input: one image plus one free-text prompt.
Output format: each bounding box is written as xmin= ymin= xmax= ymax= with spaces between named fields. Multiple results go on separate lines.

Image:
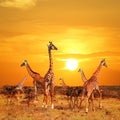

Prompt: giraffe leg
xmin=50 ymin=94 xmax=54 ymax=109
xmin=42 ymin=82 xmax=48 ymax=108
xmin=98 ymin=90 xmax=102 ymax=109
xmin=70 ymin=96 xmax=74 ymax=110
xmin=33 ymin=81 xmax=37 ymax=102
xmin=79 ymin=95 xmax=84 ymax=109
xmin=34 ymin=86 xmax=37 ymax=101
xmin=42 ymin=93 xmax=48 ymax=108
xmin=91 ymin=92 xmax=95 ymax=112
xmin=73 ymin=96 xmax=78 ymax=111
xmin=85 ymin=92 xmax=92 ymax=113
xmin=45 ymin=94 xmax=48 ymax=108
xmin=42 ymin=95 xmax=45 ymax=108
xmin=50 ymin=84 xmax=54 ymax=109
xmin=68 ymin=96 xmax=71 ymax=108
xmin=85 ymin=96 xmax=89 ymax=113
xmin=96 ymin=89 xmax=102 ymax=109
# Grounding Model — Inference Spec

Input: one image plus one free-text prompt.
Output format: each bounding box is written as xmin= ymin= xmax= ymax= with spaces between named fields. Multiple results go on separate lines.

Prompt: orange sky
xmin=0 ymin=0 xmax=120 ymax=87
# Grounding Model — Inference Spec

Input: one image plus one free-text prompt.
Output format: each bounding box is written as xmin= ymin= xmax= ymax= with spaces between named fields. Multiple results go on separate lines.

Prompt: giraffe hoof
xmin=45 ymin=105 xmax=48 ymax=108
xmin=99 ymin=104 xmax=102 ymax=109
xmin=85 ymin=111 xmax=88 ymax=114
xmin=85 ymin=108 xmax=88 ymax=113
xmin=42 ymin=104 xmax=45 ymax=108
xmin=42 ymin=103 xmax=46 ymax=108
xmin=51 ymin=104 xmax=54 ymax=109
xmin=33 ymin=100 xmax=38 ymax=105
xmin=99 ymin=106 xmax=102 ymax=109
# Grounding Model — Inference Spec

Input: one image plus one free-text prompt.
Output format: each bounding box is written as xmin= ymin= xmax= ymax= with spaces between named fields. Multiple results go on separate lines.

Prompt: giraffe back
xmin=82 ymin=76 xmax=99 ymax=96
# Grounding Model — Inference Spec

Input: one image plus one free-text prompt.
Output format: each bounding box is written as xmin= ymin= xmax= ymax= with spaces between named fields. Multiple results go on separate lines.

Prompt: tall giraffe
xmin=21 ymin=60 xmax=44 ymax=100
xmin=79 ymin=59 xmax=107 ymax=113
xmin=43 ymin=41 xmax=57 ymax=109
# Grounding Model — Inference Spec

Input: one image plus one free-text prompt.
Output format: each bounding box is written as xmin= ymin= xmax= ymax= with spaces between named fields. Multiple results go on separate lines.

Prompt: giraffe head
xmin=21 ymin=60 xmax=28 ymax=67
xmin=78 ymin=68 xmax=82 ymax=73
xmin=59 ymin=78 xmax=63 ymax=81
xmin=48 ymin=41 xmax=58 ymax=50
xmin=101 ymin=59 xmax=107 ymax=67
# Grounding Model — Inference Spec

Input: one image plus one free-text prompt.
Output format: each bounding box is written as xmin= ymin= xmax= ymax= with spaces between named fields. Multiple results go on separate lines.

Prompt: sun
xmin=65 ymin=59 xmax=78 ymax=70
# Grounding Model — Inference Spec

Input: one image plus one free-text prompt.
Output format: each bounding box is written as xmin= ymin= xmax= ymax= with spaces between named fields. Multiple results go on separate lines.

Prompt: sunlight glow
xmin=65 ymin=59 xmax=78 ymax=70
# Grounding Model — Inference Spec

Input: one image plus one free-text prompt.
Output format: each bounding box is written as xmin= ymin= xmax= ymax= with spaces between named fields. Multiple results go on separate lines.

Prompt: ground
xmin=0 ymin=94 xmax=120 ymax=120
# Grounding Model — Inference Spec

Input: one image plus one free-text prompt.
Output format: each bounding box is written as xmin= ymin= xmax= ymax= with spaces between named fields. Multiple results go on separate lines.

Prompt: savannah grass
xmin=0 ymin=94 xmax=120 ymax=120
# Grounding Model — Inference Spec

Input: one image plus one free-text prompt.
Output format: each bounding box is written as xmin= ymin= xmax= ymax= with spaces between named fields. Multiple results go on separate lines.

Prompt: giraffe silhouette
xmin=42 ymin=41 xmax=57 ymax=109
xmin=78 ymin=59 xmax=107 ymax=113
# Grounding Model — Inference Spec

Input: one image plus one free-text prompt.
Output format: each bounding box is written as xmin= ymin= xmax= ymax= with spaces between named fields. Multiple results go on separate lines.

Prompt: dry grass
xmin=0 ymin=94 xmax=120 ymax=120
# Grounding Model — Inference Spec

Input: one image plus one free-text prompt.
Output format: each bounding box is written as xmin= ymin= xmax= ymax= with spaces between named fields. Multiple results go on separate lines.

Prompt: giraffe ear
xmin=78 ymin=68 xmax=82 ymax=72
xmin=59 ymin=77 xmax=63 ymax=80
xmin=49 ymin=41 xmax=52 ymax=44
xmin=101 ymin=58 xmax=105 ymax=61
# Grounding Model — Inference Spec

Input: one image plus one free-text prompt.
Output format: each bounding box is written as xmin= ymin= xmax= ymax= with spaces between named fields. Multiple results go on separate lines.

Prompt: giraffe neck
xmin=80 ymin=71 xmax=87 ymax=83
xmin=48 ymin=49 xmax=53 ymax=71
xmin=16 ymin=76 xmax=26 ymax=90
xmin=92 ymin=62 xmax=103 ymax=78
xmin=25 ymin=63 xmax=37 ymax=78
xmin=17 ymin=77 xmax=27 ymax=87
xmin=61 ymin=79 xmax=68 ymax=88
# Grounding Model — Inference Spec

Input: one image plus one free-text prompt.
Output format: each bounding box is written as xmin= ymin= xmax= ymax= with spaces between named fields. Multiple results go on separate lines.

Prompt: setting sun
xmin=0 ymin=0 xmax=120 ymax=87
xmin=65 ymin=59 xmax=78 ymax=70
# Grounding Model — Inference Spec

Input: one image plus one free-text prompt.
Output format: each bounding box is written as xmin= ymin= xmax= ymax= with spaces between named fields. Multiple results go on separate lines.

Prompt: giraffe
xmin=59 ymin=78 xmax=82 ymax=110
xmin=15 ymin=76 xmax=27 ymax=100
xmin=42 ymin=41 xmax=57 ymax=109
xmin=59 ymin=78 xmax=73 ymax=109
xmin=21 ymin=60 xmax=44 ymax=100
xmin=78 ymin=68 xmax=87 ymax=83
xmin=78 ymin=68 xmax=95 ymax=111
xmin=78 ymin=59 xmax=107 ymax=113
xmin=15 ymin=76 xmax=27 ymax=92
xmin=2 ymin=76 xmax=27 ymax=103
xmin=59 ymin=78 xmax=71 ymax=100
xmin=59 ymin=78 xmax=69 ymax=89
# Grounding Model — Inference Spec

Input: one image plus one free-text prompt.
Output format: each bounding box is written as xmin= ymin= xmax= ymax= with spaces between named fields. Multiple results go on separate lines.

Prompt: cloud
xmin=56 ymin=51 xmax=120 ymax=62
xmin=0 ymin=33 xmax=60 ymax=58
xmin=0 ymin=0 xmax=37 ymax=9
